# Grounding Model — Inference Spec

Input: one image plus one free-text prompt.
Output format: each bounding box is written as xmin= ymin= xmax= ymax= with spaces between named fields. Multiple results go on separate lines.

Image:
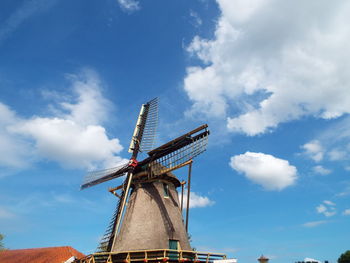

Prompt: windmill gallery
xmin=75 ymin=98 xmax=236 ymax=263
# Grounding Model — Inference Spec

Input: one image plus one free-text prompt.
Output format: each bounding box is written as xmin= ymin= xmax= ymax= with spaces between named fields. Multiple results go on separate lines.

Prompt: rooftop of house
xmin=0 ymin=246 xmax=85 ymax=263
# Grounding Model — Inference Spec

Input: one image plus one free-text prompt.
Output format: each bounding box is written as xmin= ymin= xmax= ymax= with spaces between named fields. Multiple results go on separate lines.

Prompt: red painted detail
xmin=143 ymin=259 xmax=148 ymax=262
xmin=128 ymin=158 xmax=138 ymax=168
xmin=163 ymin=257 xmax=169 ymax=262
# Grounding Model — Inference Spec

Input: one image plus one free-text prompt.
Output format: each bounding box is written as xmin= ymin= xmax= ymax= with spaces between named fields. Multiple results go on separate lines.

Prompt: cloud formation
xmin=0 ymin=69 xmax=125 ymax=171
xmin=0 ymin=207 xmax=15 ymax=219
xmin=180 ymin=190 xmax=214 ymax=209
xmin=343 ymin=209 xmax=350 ymax=216
xmin=184 ymin=0 xmax=350 ymax=135
xmin=304 ymin=258 xmax=321 ymax=263
xmin=0 ymin=104 xmax=33 ymax=169
xmin=312 ymin=165 xmax=331 ymax=175
xmin=230 ymin=152 xmax=297 ymax=191
xmin=316 ymin=200 xmax=336 ymax=217
xmin=301 ymin=140 xmax=324 ymax=162
xmin=302 ymin=220 xmax=327 ymax=228
xmin=0 ymin=0 xmax=57 ymax=45
xmin=117 ymin=0 xmax=140 ymax=13
xmin=300 ymin=117 xmax=350 ymax=170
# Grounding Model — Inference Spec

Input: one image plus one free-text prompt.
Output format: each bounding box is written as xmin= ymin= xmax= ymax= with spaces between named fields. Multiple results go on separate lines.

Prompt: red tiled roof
xmin=0 ymin=246 xmax=85 ymax=263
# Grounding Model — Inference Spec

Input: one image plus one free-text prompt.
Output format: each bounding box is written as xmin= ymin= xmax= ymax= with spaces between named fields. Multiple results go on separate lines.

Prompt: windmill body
xmin=112 ymin=172 xmax=191 ymax=252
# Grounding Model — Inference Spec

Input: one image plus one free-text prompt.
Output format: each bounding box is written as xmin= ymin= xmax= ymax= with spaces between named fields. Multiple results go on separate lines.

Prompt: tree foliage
xmin=0 ymin=234 xmax=5 ymax=251
xmin=338 ymin=250 xmax=350 ymax=263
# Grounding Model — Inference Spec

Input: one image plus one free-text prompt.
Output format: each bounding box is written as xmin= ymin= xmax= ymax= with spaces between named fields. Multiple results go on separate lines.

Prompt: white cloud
xmin=316 ymin=200 xmax=336 ymax=217
xmin=0 ymin=104 xmax=33 ymax=170
xmin=301 ymin=140 xmax=324 ymax=162
xmin=302 ymin=220 xmax=327 ymax=228
xmin=323 ymin=200 xmax=335 ymax=206
xmin=190 ymin=10 xmax=203 ymax=27
xmin=328 ymin=149 xmax=347 ymax=161
xmin=300 ymin=117 xmax=350 ymax=168
xmin=53 ymin=193 xmax=75 ymax=204
xmin=0 ymin=69 xmax=125 ymax=170
xmin=316 ymin=204 xmax=327 ymax=213
xmin=343 ymin=209 xmax=350 ymax=215
xmin=117 ymin=0 xmax=140 ymax=13
xmin=180 ymin=190 xmax=214 ymax=209
xmin=0 ymin=207 xmax=15 ymax=219
xmin=184 ymin=0 xmax=350 ymax=135
xmin=229 ymin=152 xmax=297 ymax=191
xmin=304 ymin=258 xmax=322 ymax=263
xmin=61 ymin=70 xmax=111 ymax=126
xmin=0 ymin=0 xmax=57 ymax=45
xmin=337 ymin=186 xmax=350 ymax=197
xmin=312 ymin=165 xmax=331 ymax=175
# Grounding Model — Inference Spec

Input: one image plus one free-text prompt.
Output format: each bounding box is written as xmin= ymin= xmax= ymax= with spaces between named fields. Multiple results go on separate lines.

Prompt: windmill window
xmin=169 ymin=239 xmax=179 ymax=250
xmin=163 ymin=183 xmax=169 ymax=197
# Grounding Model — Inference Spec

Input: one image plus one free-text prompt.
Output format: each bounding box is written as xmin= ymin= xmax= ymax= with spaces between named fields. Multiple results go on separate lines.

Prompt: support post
xmin=185 ymin=161 xmax=192 ymax=232
xmin=180 ymin=181 xmax=185 ymax=212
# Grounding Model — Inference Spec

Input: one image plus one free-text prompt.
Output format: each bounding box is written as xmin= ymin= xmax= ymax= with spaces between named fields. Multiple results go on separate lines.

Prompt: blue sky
xmin=0 ymin=0 xmax=350 ymax=263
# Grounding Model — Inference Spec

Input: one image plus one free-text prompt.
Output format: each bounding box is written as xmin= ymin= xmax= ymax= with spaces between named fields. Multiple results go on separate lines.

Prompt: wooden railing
xmin=75 ymin=249 xmax=227 ymax=263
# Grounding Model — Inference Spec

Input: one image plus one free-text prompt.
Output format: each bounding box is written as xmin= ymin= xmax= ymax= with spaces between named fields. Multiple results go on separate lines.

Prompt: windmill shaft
xmin=129 ymin=97 xmax=158 ymax=153
xmin=129 ymin=103 xmax=149 ymax=154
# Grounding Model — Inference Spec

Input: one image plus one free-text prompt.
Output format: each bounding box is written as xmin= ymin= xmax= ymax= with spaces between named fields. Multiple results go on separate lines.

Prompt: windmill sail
xmin=81 ymin=161 xmax=129 ymax=190
xmin=139 ymin=97 xmax=158 ymax=152
xmin=149 ymin=130 xmax=209 ymax=176
xmin=97 ymin=188 xmax=127 ymax=252
xmin=137 ymin=124 xmax=209 ymax=176
xmin=128 ymin=97 xmax=158 ymax=153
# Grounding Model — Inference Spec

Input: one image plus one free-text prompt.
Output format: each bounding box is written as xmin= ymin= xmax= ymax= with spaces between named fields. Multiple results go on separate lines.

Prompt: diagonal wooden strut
xmin=111 ymin=169 xmax=134 ymax=250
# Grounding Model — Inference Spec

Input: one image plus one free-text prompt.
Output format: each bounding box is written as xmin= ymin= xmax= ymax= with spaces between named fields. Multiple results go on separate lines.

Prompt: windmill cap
xmin=132 ymin=170 xmax=181 ymax=187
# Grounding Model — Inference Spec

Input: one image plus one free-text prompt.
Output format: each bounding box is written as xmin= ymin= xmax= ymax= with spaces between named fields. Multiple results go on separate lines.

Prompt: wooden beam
xmin=180 ymin=181 xmax=185 ymax=212
xmin=152 ymin=159 xmax=193 ymax=176
xmin=185 ymin=161 xmax=192 ymax=232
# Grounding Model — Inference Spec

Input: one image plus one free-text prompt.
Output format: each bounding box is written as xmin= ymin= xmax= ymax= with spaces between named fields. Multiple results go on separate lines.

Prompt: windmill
xmin=80 ymin=97 xmax=210 ymax=256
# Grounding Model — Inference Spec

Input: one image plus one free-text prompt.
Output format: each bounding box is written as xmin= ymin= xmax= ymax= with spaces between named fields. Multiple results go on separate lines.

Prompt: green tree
xmin=0 ymin=234 xmax=5 ymax=251
xmin=338 ymin=250 xmax=350 ymax=263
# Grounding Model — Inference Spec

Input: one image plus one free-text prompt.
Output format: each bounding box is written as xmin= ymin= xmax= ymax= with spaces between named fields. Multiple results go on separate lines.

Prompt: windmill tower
xmin=78 ymin=98 xmax=226 ymax=263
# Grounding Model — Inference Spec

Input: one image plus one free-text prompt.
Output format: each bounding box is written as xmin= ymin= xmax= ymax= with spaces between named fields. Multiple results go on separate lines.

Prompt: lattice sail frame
xmin=149 ymin=131 xmax=209 ymax=176
xmin=128 ymin=98 xmax=158 ymax=153
xmin=97 ymin=188 xmax=127 ymax=252
xmin=81 ymin=98 xmax=158 ymax=190
xmin=81 ymin=161 xmax=129 ymax=190
xmin=139 ymin=97 xmax=158 ymax=152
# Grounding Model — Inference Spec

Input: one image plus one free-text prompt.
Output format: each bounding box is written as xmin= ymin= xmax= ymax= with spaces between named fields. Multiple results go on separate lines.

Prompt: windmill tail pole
xmin=180 ymin=181 xmax=185 ymax=212
xmin=185 ymin=160 xmax=192 ymax=232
